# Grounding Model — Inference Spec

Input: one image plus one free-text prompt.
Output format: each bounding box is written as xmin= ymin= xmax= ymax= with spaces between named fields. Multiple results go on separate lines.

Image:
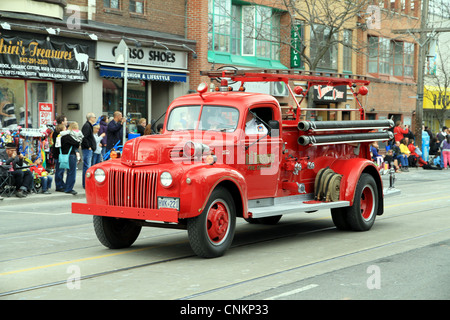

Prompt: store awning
xmin=99 ymin=65 xmax=187 ymax=83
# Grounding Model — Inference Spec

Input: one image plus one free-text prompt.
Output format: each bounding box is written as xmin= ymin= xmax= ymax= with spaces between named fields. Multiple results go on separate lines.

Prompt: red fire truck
xmin=72 ymin=69 xmax=399 ymax=258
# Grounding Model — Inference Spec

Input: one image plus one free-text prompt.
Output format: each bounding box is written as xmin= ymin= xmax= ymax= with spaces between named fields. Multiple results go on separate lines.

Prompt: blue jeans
xmin=54 ymin=159 xmax=66 ymax=190
xmin=92 ymin=152 xmax=102 ymax=165
xmin=64 ymin=154 xmax=78 ymax=192
xmin=396 ymin=155 xmax=408 ymax=167
xmin=41 ymin=176 xmax=53 ymax=191
xmin=82 ymin=149 xmax=93 ymax=188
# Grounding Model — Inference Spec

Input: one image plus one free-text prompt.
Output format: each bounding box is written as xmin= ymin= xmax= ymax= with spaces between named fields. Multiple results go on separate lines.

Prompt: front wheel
xmin=187 ymin=187 xmax=236 ymax=258
xmin=93 ymin=216 xmax=142 ymax=249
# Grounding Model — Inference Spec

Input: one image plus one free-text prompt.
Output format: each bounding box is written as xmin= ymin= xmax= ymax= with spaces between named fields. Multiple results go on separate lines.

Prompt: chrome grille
xmin=108 ymin=169 xmax=158 ymax=209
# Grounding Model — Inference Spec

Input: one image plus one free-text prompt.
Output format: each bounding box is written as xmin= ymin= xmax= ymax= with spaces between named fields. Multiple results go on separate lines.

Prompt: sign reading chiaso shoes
xmin=0 ymin=35 xmax=89 ymax=82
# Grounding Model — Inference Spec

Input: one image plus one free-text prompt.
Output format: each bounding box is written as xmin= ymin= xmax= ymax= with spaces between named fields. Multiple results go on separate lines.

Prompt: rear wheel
xmin=331 ymin=173 xmax=378 ymax=231
xmin=93 ymin=216 xmax=142 ymax=249
xmin=187 ymin=187 xmax=236 ymax=258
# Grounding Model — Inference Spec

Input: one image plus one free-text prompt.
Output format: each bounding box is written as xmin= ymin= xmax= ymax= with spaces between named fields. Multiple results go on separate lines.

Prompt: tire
xmin=187 ymin=187 xmax=236 ymax=258
xmin=93 ymin=216 xmax=142 ymax=249
xmin=331 ymin=207 xmax=352 ymax=230
xmin=346 ymin=173 xmax=378 ymax=231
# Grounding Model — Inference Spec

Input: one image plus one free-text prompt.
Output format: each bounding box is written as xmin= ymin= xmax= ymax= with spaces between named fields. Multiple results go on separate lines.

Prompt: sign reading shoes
xmin=96 ymin=42 xmax=188 ymax=70
xmin=0 ymin=36 xmax=89 ymax=82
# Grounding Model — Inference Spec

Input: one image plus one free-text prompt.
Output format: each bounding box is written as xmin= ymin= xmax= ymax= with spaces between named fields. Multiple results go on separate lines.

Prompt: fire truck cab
xmin=72 ymin=69 xmax=400 ymax=258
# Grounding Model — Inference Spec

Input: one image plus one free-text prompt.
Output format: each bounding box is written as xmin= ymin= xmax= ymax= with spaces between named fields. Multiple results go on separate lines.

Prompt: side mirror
xmin=268 ymin=120 xmax=280 ymax=137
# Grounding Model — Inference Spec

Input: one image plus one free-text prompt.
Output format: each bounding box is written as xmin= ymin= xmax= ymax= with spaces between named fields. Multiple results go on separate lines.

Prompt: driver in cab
xmin=245 ymin=112 xmax=268 ymax=135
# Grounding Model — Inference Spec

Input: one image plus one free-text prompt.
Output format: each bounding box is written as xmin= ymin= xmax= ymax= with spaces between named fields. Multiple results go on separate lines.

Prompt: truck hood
xmin=120 ymin=135 xmax=185 ymax=166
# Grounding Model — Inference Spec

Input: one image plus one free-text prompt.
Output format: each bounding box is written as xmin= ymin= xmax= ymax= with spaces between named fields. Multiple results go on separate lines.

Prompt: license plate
xmin=157 ymin=197 xmax=180 ymax=210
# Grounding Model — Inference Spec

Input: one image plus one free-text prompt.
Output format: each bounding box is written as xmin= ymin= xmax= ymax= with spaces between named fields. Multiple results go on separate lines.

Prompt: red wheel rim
xmin=360 ymin=185 xmax=375 ymax=221
xmin=206 ymin=200 xmax=230 ymax=245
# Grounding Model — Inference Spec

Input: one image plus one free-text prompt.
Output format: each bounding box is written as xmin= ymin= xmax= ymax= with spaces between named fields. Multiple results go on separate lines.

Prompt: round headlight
xmin=160 ymin=171 xmax=173 ymax=187
xmin=94 ymin=168 xmax=106 ymax=183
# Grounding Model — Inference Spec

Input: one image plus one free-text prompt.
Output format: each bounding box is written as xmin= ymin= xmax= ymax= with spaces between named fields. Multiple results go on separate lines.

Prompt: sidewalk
xmin=0 ymin=170 xmax=86 ymax=207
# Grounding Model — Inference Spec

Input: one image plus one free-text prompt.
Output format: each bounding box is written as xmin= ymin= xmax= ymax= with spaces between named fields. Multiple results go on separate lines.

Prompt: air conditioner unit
xmin=272 ymin=81 xmax=288 ymax=97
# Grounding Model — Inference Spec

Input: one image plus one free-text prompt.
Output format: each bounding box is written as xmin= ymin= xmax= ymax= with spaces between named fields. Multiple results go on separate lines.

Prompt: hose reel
xmin=314 ymin=167 xmax=342 ymax=202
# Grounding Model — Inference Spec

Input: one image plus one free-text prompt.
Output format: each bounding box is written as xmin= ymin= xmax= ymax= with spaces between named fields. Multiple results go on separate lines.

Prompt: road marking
xmin=264 ymin=284 xmax=319 ymax=300
xmin=0 ymin=210 xmax=70 ymax=215
xmin=385 ymin=195 xmax=450 ymax=209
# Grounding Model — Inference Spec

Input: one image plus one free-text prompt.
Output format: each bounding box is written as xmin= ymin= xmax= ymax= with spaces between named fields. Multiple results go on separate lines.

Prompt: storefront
xmin=95 ymin=41 xmax=189 ymax=132
xmin=0 ymin=31 xmax=91 ymax=130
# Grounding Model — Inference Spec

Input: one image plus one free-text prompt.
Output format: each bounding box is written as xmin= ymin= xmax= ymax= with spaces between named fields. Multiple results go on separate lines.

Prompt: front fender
xmin=178 ymin=164 xmax=248 ymax=219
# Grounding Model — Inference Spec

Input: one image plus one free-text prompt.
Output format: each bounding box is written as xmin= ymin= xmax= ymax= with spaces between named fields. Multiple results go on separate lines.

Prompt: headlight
xmin=160 ymin=171 xmax=173 ymax=187
xmin=94 ymin=168 xmax=106 ymax=183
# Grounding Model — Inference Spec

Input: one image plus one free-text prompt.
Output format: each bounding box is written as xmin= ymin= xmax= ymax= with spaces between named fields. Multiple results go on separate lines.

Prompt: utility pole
xmin=415 ymin=0 xmax=430 ymax=148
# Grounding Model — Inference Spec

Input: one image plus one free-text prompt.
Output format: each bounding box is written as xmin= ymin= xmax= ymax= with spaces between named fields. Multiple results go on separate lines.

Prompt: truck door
xmin=240 ymin=105 xmax=282 ymax=199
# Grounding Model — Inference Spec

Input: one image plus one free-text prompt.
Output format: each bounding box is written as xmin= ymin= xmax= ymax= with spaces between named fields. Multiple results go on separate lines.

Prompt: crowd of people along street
xmin=1 ymin=112 xmax=163 ymax=200
xmin=371 ymin=122 xmax=450 ymax=174
xmin=1 ymin=116 xmax=449 ymax=200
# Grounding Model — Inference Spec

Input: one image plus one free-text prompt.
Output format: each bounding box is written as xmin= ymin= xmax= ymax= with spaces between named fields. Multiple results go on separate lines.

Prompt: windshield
xmin=166 ymin=105 xmax=239 ymax=132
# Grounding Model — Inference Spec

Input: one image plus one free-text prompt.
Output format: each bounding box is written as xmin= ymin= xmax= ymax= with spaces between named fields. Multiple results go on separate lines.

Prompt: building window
xmin=343 ymin=29 xmax=352 ymax=72
xmin=310 ymin=24 xmax=338 ymax=70
xmin=208 ymin=0 xmax=281 ymax=60
xmin=104 ymin=0 xmax=119 ymax=9
xmin=369 ymin=36 xmax=414 ymax=77
xmin=130 ymin=0 xmax=144 ymax=14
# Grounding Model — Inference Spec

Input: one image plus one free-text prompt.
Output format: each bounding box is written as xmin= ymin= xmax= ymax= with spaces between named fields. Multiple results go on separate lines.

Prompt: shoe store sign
xmin=0 ymin=35 xmax=89 ymax=82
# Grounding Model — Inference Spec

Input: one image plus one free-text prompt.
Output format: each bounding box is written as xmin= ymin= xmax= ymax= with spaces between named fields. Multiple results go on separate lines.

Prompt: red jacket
xmin=393 ymin=126 xmax=408 ymax=142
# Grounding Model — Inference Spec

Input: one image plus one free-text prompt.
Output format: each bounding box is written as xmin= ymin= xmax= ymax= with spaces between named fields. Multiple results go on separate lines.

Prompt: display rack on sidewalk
xmin=0 ymin=125 xmax=54 ymax=169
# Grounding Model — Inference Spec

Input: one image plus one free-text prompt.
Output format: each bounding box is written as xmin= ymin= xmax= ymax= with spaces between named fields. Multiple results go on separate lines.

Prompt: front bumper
xmin=72 ymin=202 xmax=179 ymax=223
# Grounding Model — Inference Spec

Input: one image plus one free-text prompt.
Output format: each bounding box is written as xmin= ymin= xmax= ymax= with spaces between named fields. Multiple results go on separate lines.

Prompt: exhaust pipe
xmin=298 ymin=119 xmax=394 ymax=132
xmin=298 ymin=131 xmax=394 ymax=146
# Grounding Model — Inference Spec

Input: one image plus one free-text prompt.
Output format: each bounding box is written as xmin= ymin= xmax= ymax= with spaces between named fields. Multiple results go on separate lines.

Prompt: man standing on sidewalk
xmin=81 ymin=112 xmax=96 ymax=189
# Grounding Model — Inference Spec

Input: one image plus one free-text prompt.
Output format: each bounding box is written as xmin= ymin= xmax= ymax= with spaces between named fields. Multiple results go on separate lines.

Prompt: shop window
xmin=102 ymin=78 xmax=147 ymax=133
xmin=0 ymin=78 xmax=53 ymax=129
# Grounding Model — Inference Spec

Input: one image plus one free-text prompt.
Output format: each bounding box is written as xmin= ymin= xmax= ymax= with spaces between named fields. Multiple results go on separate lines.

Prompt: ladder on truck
xmin=201 ymin=68 xmax=373 ymax=121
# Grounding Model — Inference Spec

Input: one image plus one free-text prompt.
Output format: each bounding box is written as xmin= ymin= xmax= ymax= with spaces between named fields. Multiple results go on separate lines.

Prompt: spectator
xmin=393 ymin=140 xmax=408 ymax=171
xmin=156 ymin=123 xmax=163 ymax=134
xmin=60 ymin=122 xmax=82 ymax=195
xmin=98 ymin=115 xmax=108 ymax=160
xmin=137 ymin=118 xmax=146 ymax=136
xmin=440 ymin=135 xmax=450 ymax=169
xmin=143 ymin=124 xmax=153 ymax=135
xmin=407 ymin=139 xmax=427 ymax=167
xmin=52 ymin=115 xmax=68 ymax=192
xmin=30 ymin=154 xmax=53 ymax=194
xmin=106 ymin=111 xmax=126 ymax=152
xmin=0 ymin=143 xmax=33 ymax=197
xmin=393 ymin=121 xmax=409 ymax=143
xmin=436 ymin=126 xmax=448 ymax=168
xmin=384 ymin=149 xmax=400 ymax=173
xmin=370 ymin=141 xmax=384 ymax=168
xmin=399 ymin=138 xmax=410 ymax=171
xmin=81 ymin=112 xmax=97 ymax=189
xmin=92 ymin=124 xmax=105 ymax=165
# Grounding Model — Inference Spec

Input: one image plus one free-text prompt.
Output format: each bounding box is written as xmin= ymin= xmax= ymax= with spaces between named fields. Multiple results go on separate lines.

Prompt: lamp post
xmin=115 ymin=39 xmax=129 ymax=147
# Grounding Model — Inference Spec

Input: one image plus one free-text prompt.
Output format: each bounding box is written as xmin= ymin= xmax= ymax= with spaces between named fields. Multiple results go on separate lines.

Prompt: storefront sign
xmin=0 ymin=36 xmax=89 ymax=82
xmin=99 ymin=65 xmax=187 ymax=83
xmin=313 ymin=85 xmax=347 ymax=102
xmin=38 ymin=102 xmax=54 ymax=126
xmin=96 ymin=42 xmax=188 ymax=70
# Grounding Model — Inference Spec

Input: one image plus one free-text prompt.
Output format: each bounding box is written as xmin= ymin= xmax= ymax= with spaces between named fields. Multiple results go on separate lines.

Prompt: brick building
xmin=187 ymin=0 xmax=422 ymax=127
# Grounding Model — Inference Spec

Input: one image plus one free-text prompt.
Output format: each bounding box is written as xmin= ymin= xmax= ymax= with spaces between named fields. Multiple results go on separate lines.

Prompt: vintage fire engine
xmin=72 ymin=69 xmax=399 ymax=258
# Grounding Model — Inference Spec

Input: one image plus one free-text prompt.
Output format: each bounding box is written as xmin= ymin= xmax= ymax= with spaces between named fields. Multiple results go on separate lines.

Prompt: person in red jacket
xmin=406 ymin=138 xmax=427 ymax=167
xmin=30 ymin=154 xmax=53 ymax=194
xmin=393 ymin=121 xmax=409 ymax=142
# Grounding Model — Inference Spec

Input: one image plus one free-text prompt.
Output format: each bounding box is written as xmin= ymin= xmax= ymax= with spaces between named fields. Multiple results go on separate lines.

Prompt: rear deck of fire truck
xmin=73 ymin=69 xmax=400 ymax=258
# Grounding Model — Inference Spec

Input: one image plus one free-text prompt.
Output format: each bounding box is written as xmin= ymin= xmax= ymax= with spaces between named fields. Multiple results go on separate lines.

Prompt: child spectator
xmin=30 ymin=154 xmax=53 ymax=194
xmin=441 ymin=135 xmax=450 ymax=169
xmin=384 ymin=149 xmax=400 ymax=173
xmin=370 ymin=141 xmax=384 ymax=168
xmin=92 ymin=124 xmax=105 ymax=165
